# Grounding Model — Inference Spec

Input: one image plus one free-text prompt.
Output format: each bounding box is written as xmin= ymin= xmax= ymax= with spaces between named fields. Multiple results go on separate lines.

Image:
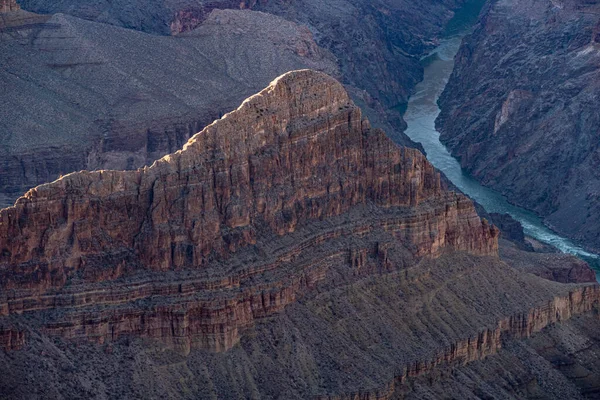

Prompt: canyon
xmin=0 ymin=70 xmax=599 ymax=399
xmin=437 ymin=0 xmax=600 ymax=253
xmin=2 ymin=0 xmax=600 ymax=398
xmin=0 ymin=0 xmax=480 ymax=208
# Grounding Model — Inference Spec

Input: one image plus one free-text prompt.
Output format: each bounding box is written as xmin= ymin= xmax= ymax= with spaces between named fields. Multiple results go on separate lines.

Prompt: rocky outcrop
xmin=500 ymin=239 xmax=597 ymax=284
xmin=0 ymin=0 xmax=19 ymax=12
xmin=1 ymin=249 xmax=598 ymax=399
xmin=169 ymin=1 xmax=241 ymax=35
xmin=318 ymin=284 xmax=600 ymax=399
xmin=0 ymin=71 xmax=498 ymax=354
xmin=437 ymin=0 xmax=600 ymax=252
xmin=0 ymin=9 xmax=338 ymax=208
xmin=0 ymin=327 xmax=25 ymax=351
xmin=395 ymin=310 xmax=600 ymax=400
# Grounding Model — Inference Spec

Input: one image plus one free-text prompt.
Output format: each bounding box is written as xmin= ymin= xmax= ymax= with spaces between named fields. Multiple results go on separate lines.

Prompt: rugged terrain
xmin=0 ymin=6 xmax=340 ymax=208
xmin=0 ymin=70 xmax=599 ymax=399
xmin=0 ymin=0 xmax=19 ymax=12
xmin=437 ymin=0 xmax=600 ymax=252
xmin=0 ymin=0 xmax=488 ymax=208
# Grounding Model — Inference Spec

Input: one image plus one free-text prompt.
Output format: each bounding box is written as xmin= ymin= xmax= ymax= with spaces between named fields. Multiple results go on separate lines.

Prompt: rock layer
xmin=2 ymin=70 xmax=596 ymax=400
xmin=0 ymin=71 xmax=498 ymax=354
xmin=318 ymin=285 xmax=600 ymax=399
xmin=437 ymin=0 xmax=600 ymax=251
xmin=0 ymin=9 xmax=338 ymax=208
xmin=0 ymin=0 xmax=18 ymax=12
xmin=1 ymin=251 xmax=598 ymax=399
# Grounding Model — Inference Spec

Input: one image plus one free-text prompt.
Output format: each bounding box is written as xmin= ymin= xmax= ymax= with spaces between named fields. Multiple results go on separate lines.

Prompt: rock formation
xmin=437 ymin=0 xmax=600 ymax=252
xmin=0 ymin=70 xmax=498 ymax=350
xmin=0 ymin=70 xmax=599 ymax=399
xmin=2 ymin=0 xmax=484 ymax=207
xmin=0 ymin=9 xmax=338 ymax=208
xmin=500 ymin=239 xmax=597 ymax=284
xmin=397 ymin=311 xmax=600 ymax=399
xmin=0 ymin=0 xmax=19 ymax=12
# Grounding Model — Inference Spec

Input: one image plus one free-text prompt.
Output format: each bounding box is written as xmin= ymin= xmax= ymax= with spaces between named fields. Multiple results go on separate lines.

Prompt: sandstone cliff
xmin=0 ymin=9 xmax=338 ymax=208
xmin=0 ymin=71 xmax=498 ymax=351
xmin=437 ymin=0 xmax=600 ymax=252
xmin=0 ymin=70 xmax=598 ymax=400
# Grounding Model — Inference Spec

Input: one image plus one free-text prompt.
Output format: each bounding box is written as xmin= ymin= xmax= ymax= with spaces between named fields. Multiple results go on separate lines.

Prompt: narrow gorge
xmin=2 ymin=1 xmax=600 ymax=399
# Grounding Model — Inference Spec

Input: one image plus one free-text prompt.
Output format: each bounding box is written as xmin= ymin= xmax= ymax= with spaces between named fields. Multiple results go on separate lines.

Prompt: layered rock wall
xmin=0 ymin=70 xmax=498 ymax=296
xmin=0 ymin=71 xmax=499 ymax=355
xmin=317 ymin=284 xmax=600 ymax=400
xmin=0 ymin=0 xmax=19 ymax=12
xmin=436 ymin=0 xmax=600 ymax=251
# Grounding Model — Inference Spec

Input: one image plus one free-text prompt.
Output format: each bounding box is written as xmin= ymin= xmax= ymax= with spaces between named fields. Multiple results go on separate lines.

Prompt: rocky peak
xmin=0 ymin=69 xmax=498 ymax=308
xmin=0 ymin=0 xmax=19 ymax=12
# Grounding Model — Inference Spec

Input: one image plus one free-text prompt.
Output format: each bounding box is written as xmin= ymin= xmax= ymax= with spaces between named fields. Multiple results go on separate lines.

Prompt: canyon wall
xmin=0 ymin=72 xmax=498 ymax=354
xmin=0 ymin=8 xmax=338 ymax=208
xmin=1 ymin=250 xmax=597 ymax=399
xmin=1 ymin=70 xmax=597 ymax=400
xmin=0 ymin=0 xmax=19 ymax=12
xmin=1 ymin=0 xmax=480 ymax=206
xmin=437 ymin=0 xmax=600 ymax=251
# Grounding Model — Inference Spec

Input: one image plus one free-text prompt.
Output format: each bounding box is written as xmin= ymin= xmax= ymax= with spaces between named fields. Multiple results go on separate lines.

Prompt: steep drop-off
xmin=0 ymin=8 xmax=338 ymax=208
xmin=0 ymin=70 xmax=498 ymax=347
xmin=0 ymin=70 xmax=599 ymax=399
xmin=1 ymin=0 xmax=488 ymax=211
xmin=437 ymin=0 xmax=600 ymax=252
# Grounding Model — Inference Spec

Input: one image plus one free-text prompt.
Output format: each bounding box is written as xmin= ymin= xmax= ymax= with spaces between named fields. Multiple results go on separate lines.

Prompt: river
xmin=403 ymin=35 xmax=600 ymax=280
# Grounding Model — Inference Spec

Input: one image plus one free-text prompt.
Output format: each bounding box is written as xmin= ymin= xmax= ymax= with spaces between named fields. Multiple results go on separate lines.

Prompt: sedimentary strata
xmin=437 ymin=0 xmax=600 ymax=251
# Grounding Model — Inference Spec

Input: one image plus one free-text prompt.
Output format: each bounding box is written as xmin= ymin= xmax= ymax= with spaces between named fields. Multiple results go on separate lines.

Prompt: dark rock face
xmin=13 ymin=0 xmax=476 ymax=158
xmin=489 ymin=213 xmax=528 ymax=247
xmin=500 ymin=240 xmax=597 ymax=284
xmin=0 ymin=9 xmax=338 ymax=207
xmin=250 ymin=0 xmax=470 ymax=129
xmin=402 ymin=312 xmax=600 ymax=400
xmin=437 ymin=0 xmax=600 ymax=251
xmin=474 ymin=202 xmax=534 ymax=251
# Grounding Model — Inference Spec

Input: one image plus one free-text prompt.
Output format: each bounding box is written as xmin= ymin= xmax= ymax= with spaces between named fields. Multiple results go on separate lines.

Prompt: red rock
xmin=0 ymin=70 xmax=499 ymax=352
xmin=0 ymin=0 xmax=19 ymax=13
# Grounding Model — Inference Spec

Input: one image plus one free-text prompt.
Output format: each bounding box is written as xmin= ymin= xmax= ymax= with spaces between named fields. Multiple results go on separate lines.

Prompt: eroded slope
xmin=437 ymin=0 xmax=600 ymax=251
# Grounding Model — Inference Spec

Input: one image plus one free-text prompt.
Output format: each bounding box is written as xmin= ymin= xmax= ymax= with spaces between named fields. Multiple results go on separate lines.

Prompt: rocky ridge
xmin=0 ymin=0 xmax=486 ymax=208
xmin=0 ymin=70 xmax=498 ymax=351
xmin=0 ymin=70 xmax=599 ymax=399
xmin=437 ymin=0 xmax=600 ymax=251
xmin=318 ymin=284 xmax=600 ymax=400
xmin=0 ymin=8 xmax=338 ymax=208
